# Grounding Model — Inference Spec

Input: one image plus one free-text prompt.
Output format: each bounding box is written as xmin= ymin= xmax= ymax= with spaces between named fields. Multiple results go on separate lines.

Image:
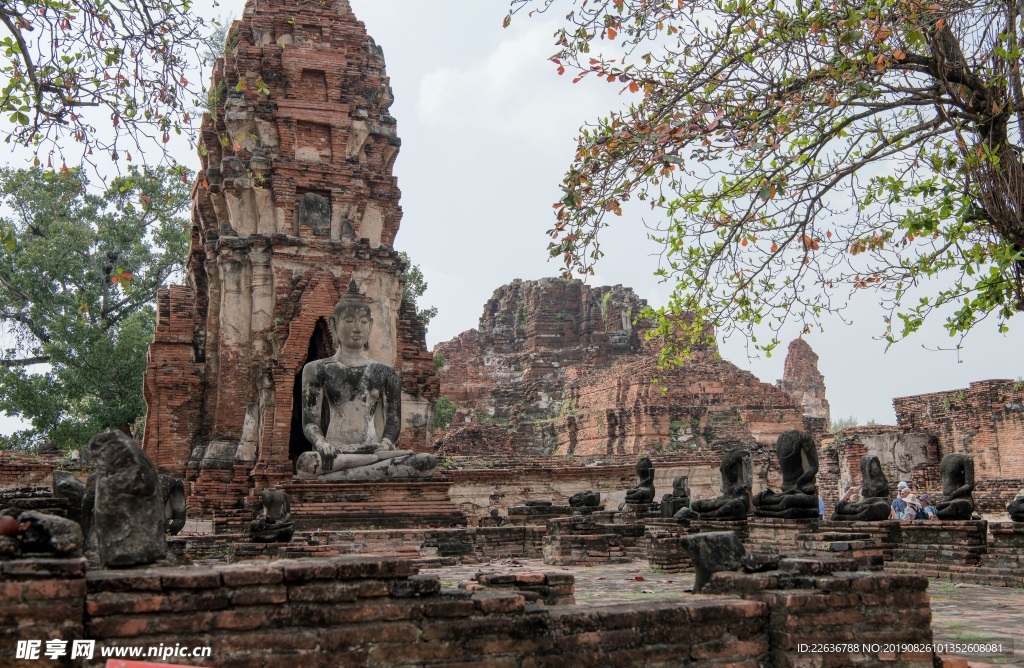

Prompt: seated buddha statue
xmin=295 ymin=280 xmax=437 ymax=481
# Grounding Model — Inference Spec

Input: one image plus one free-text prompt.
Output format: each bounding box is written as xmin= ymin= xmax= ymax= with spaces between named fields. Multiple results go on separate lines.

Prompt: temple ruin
xmin=434 ymin=278 xmax=827 ymax=458
xmin=140 ymin=0 xmax=437 ymax=524
xmin=1 ymin=0 xmax=1022 ymax=665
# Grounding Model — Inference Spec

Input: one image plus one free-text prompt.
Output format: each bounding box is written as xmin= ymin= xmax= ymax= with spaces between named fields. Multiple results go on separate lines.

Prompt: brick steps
xmin=281 ymin=481 xmax=467 ymax=530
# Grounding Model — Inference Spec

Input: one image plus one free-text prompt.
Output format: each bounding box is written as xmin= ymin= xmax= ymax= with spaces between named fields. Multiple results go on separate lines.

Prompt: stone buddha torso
xmin=307 ymin=359 xmax=400 ymax=450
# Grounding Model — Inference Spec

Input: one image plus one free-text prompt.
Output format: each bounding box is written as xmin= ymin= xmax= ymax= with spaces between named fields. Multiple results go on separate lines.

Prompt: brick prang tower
xmin=142 ymin=0 xmax=438 ymax=527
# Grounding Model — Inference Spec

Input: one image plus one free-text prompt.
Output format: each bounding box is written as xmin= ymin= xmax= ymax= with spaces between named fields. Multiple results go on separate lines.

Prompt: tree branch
xmin=0 ymin=356 xmax=50 ymax=367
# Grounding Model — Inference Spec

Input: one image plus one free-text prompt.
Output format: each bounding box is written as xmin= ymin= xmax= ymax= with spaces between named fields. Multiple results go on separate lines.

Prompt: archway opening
xmin=289 ymin=317 xmax=335 ymax=465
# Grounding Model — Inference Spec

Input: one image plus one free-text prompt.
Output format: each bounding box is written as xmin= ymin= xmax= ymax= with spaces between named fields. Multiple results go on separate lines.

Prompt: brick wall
xmin=0 ymin=453 xmax=69 ymax=489
xmin=0 ymin=553 xmax=947 ymax=667
xmin=893 ymin=380 xmax=1024 ymax=513
xmin=1 ymin=558 xmax=86 ymax=668
xmin=707 ymin=558 xmax=934 ymax=668
xmin=0 ymin=555 xmax=771 ymax=667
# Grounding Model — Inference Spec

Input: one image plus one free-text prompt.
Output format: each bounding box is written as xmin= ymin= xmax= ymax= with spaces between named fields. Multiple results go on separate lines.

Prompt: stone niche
xmin=141 ymin=0 xmax=438 ymax=525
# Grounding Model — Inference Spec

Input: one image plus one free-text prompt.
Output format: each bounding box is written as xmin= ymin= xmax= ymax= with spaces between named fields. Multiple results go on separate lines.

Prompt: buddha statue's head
xmin=331 ymin=280 xmax=373 ymax=352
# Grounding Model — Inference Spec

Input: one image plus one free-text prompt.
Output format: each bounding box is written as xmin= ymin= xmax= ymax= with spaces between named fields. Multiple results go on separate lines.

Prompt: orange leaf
xmin=629 ymin=81 xmax=639 ymax=93
xmin=607 ymin=27 xmax=618 ymax=39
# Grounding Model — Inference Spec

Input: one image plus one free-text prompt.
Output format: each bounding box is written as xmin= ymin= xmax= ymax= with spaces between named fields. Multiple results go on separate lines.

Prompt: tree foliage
xmin=399 ymin=251 xmax=439 ymax=328
xmin=0 ymin=0 xmax=207 ymax=165
xmin=509 ymin=0 xmax=1024 ymax=358
xmin=0 ymin=166 xmax=189 ymax=450
xmin=830 ymin=415 xmax=860 ymax=433
xmin=433 ymin=396 xmax=458 ymax=431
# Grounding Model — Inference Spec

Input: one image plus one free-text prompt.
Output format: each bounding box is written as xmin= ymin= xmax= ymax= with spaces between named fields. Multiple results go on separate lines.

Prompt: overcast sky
xmin=1 ymin=0 xmax=1020 ymax=438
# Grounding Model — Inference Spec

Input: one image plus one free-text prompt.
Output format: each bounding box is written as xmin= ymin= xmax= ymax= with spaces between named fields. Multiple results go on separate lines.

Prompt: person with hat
xmin=903 ymin=492 xmax=924 ymax=520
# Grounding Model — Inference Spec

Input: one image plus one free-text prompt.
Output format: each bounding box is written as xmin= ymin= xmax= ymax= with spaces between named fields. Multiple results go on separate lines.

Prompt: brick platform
xmin=542 ymin=517 xmax=647 ymax=566
xmin=279 ymin=480 xmax=467 ymax=531
xmin=0 ymin=553 xmax=949 ymax=667
xmin=745 ymin=517 xmax=821 ymax=555
xmin=706 ymin=557 xmax=935 ymax=668
xmin=170 ymin=526 xmax=547 ymax=566
xmin=886 ymin=520 xmax=987 ymax=574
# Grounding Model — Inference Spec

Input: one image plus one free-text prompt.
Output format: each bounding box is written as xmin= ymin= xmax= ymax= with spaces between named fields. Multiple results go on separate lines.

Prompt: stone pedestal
xmin=745 ymin=517 xmax=820 ymax=555
xmin=799 ymin=531 xmax=884 ymax=571
xmin=819 ymin=519 xmax=902 ymax=560
xmin=965 ymin=521 xmax=1024 ymax=586
xmin=506 ymin=505 xmax=573 ymax=525
xmin=890 ymin=519 xmax=987 ymax=566
xmin=280 ymin=480 xmax=467 ymax=530
xmin=542 ymin=516 xmax=646 ymax=566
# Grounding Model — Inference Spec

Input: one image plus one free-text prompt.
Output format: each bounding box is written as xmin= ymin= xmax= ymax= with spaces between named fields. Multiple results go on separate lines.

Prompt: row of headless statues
xmin=623 ymin=430 xmax=980 ymax=522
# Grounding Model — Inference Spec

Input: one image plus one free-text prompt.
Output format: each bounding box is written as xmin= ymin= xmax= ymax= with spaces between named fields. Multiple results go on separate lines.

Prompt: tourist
xmin=818 ymin=496 xmax=825 ymax=519
xmin=902 ymin=493 xmax=923 ymax=521
xmin=920 ymin=494 xmax=938 ymax=520
xmin=891 ymin=485 xmax=910 ymax=519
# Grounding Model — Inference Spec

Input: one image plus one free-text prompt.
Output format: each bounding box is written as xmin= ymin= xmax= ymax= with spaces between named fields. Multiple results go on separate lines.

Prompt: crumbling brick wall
xmin=0 ymin=452 xmax=66 ymax=489
xmin=893 ymin=380 xmax=1024 ymax=513
xmin=1 ymin=554 xmax=940 ymax=667
xmin=435 ymin=277 xmax=813 ymax=458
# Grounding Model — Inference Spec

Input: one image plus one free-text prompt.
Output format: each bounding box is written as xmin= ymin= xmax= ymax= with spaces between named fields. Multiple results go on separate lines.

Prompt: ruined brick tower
xmin=141 ymin=0 xmax=438 ymax=522
xmin=778 ymin=338 xmax=830 ymax=424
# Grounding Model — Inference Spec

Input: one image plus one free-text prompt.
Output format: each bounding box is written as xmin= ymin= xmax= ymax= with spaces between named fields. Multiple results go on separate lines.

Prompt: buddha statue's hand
xmin=379 ymin=438 xmax=395 ymax=451
xmin=313 ymin=438 xmax=333 ymax=456
xmin=316 ymin=443 xmax=345 ymax=461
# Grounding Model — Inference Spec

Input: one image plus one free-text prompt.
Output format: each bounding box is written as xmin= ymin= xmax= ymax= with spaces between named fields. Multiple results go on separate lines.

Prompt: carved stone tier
xmin=279 ymin=481 xmax=466 ymax=530
xmin=798 ymin=531 xmax=884 ymax=571
xmin=818 ymin=520 xmax=903 ymax=561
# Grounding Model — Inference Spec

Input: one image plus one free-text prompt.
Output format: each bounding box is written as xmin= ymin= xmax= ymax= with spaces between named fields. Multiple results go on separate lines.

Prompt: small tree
xmin=0 ymin=166 xmax=189 ymax=449
xmin=433 ymin=396 xmax=458 ymax=431
xmin=399 ymin=251 xmax=439 ymax=328
xmin=830 ymin=416 xmax=860 ymax=434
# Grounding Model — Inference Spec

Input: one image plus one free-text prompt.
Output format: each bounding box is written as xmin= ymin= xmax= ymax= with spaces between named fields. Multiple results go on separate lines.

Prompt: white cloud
xmin=415 ymin=21 xmax=627 ymax=156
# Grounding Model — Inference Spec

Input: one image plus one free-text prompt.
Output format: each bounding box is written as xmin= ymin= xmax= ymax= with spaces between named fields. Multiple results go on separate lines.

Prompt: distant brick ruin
xmin=434 ymin=278 xmax=828 ymax=457
xmin=141 ymin=0 xmax=438 ymax=521
xmin=777 ymin=337 xmax=830 ymax=422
